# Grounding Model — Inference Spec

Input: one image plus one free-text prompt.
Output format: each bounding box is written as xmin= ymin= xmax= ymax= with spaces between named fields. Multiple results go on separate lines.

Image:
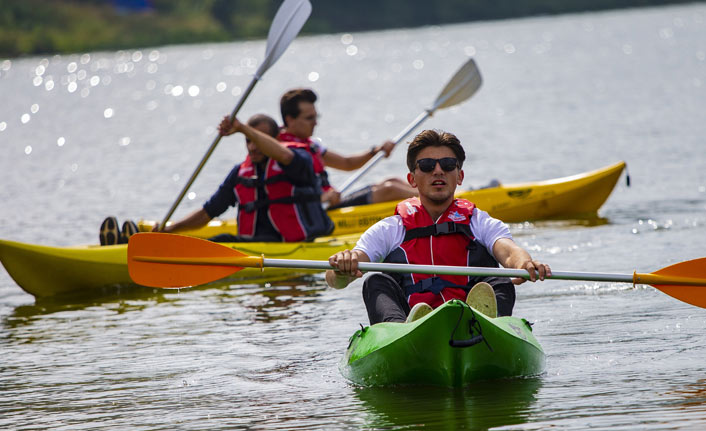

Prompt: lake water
xmin=1 ymin=3 xmax=706 ymax=429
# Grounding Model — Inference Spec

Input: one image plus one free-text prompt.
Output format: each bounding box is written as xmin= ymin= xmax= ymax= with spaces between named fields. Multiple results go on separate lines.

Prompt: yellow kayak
xmin=138 ymin=161 xmax=626 ymax=237
xmin=0 ymin=234 xmax=359 ymax=298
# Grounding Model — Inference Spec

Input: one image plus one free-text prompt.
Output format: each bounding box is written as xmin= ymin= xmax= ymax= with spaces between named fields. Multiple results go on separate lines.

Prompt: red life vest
xmin=278 ymin=132 xmax=332 ymax=191
xmin=386 ymin=197 xmax=499 ymax=308
xmin=233 ymin=151 xmax=332 ymax=242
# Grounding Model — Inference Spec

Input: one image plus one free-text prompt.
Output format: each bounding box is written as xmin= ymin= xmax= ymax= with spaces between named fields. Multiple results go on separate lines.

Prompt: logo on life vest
xmin=271 ymin=162 xmax=283 ymax=172
xmin=448 ymin=211 xmax=465 ymax=222
xmin=404 ymin=201 xmax=418 ymax=215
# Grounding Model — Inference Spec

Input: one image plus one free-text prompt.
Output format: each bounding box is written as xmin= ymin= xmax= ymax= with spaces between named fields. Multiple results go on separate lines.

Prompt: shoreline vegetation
xmin=0 ymin=0 xmax=697 ymax=58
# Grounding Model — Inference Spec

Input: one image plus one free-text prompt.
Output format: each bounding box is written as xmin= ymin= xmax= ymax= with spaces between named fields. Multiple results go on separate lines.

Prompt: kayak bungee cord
xmin=448 ymin=304 xmax=493 ymax=351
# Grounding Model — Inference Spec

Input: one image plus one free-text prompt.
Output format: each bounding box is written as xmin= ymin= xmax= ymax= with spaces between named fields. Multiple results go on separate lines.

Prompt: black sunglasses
xmin=415 ymin=157 xmax=459 ymax=173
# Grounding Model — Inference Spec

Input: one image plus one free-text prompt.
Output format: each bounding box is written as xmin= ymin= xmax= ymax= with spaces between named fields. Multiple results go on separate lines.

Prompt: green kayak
xmin=340 ymin=300 xmax=545 ymax=387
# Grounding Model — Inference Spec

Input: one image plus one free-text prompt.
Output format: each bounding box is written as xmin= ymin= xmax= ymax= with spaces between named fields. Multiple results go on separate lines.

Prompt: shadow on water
xmin=207 ymin=276 xmax=328 ymax=323
xmin=353 ymin=377 xmax=542 ymax=430
xmin=4 ymin=284 xmax=171 ymax=329
xmin=664 ymin=379 xmax=706 ymax=410
xmin=4 ymin=275 xmax=326 ymax=328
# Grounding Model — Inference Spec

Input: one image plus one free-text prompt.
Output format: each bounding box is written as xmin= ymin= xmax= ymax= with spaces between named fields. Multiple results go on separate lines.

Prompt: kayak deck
xmin=340 ymin=300 xmax=545 ymax=387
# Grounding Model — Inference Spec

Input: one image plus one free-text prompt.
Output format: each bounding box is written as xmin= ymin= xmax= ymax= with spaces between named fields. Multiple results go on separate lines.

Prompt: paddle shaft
xmin=130 ymin=255 xmax=705 ymax=287
xmin=336 ymin=111 xmax=430 ymax=195
xmin=335 ymin=59 xmax=481 ymax=197
xmin=157 ymin=79 xmax=258 ymax=231
xmin=128 ymin=233 xmax=706 ymax=307
xmin=259 ymin=260 xmax=651 ymax=285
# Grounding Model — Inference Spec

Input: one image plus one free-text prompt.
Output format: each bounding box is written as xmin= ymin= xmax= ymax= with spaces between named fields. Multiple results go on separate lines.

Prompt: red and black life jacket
xmin=383 ymin=197 xmax=499 ymax=308
xmin=232 ymin=151 xmax=333 ymax=242
xmin=278 ymin=132 xmax=332 ymax=191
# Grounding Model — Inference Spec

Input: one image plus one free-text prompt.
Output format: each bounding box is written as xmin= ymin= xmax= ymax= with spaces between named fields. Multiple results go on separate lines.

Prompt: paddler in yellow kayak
xmin=326 ymin=129 xmax=551 ymax=323
xmin=100 ymin=113 xmax=333 ymax=244
xmin=277 ymin=88 xmax=418 ymax=208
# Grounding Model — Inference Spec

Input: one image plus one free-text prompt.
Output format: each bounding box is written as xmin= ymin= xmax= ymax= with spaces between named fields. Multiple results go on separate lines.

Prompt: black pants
xmin=362 ymin=273 xmax=517 ymax=325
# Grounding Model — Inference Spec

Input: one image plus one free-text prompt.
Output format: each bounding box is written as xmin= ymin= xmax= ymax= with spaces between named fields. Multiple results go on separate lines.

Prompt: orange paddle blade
xmin=636 ymin=257 xmax=706 ymax=308
xmin=128 ymin=233 xmax=253 ymax=288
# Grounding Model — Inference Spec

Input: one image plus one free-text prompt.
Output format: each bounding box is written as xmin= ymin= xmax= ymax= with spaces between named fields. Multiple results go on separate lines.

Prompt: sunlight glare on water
xmin=1 ymin=3 xmax=706 ymax=430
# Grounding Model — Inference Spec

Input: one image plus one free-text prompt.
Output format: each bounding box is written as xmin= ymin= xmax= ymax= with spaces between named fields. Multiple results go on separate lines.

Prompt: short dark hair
xmin=280 ymin=88 xmax=317 ymax=126
xmin=406 ymin=129 xmax=465 ymax=172
xmin=247 ymin=114 xmax=279 ymax=138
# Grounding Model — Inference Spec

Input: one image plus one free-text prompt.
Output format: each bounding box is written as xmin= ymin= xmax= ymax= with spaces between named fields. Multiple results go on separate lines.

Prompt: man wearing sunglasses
xmin=277 ymin=88 xmax=418 ymax=209
xmin=325 ymin=129 xmax=551 ymax=323
xmin=153 ymin=114 xmax=333 ymax=242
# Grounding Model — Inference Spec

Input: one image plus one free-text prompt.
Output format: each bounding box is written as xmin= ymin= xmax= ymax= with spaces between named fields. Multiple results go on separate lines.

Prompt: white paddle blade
xmin=257 ymin=0 xmax=312 ymax=76
xmin=432 ymin=58 xmax=482 ymax=111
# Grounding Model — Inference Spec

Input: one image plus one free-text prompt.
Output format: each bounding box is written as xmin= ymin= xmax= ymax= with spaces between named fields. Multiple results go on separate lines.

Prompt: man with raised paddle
xmin=326 ymin=129 xmax=551 ymax=323
xmin=277 ymin=88 xmax=419 ymax=208
xmin=154 ymin=114 xmax=333 ymax=242
xmin=99 ymin=0 xmax=316 ymax=245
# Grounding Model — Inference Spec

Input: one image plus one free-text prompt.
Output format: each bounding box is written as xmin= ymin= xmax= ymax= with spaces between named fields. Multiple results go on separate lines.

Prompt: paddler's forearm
xmin=492 ymin=237 xmax=550 ymax=282
xmin=159 ymin=208 xmax=212 ymax=233
xmin=492 ymin=238 xmax=532 ymax=269
xmin=240 ymin=123 xmax=294 ymax=165
xmin=323 ymin=148 xmax=379 ymax=171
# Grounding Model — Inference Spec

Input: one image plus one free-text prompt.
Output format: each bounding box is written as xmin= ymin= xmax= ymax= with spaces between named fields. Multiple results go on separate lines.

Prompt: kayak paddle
xmin=335 ymin=58 xmax=482 ymax=197
xmin=128 ymin=233 xmax=706 ymax=308
xmin=157 ymin=0 xmax=312 ymax=231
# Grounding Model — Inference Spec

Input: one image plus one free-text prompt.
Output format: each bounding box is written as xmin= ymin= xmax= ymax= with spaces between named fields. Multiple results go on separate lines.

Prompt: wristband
xmin=369 ymin=146 xmax=377 ymax=156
